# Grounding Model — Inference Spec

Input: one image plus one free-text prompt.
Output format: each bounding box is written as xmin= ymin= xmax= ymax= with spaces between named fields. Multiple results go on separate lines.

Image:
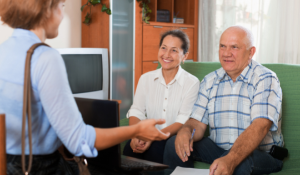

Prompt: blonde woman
xmin=0 ymin=0 xmax=169 ymax=174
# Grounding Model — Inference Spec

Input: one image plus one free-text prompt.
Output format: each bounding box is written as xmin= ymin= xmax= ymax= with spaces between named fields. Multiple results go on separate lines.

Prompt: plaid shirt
xmin=191 ymin=60 xmax=283 ymax=152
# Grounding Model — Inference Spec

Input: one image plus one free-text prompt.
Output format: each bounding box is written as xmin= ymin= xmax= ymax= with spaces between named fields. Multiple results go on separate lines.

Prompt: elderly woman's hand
xmin=134 ymin=140 xmax=152 ymax=153
xmin=130 ymin=138 xmax=141 ymax=153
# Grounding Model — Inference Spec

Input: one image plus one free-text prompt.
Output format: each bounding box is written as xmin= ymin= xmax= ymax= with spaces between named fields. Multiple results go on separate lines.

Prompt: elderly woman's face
xmin=45 ymin=1 xmax=65 ymax=39
xmin=158 ymin=35 xmax=187 ymax=71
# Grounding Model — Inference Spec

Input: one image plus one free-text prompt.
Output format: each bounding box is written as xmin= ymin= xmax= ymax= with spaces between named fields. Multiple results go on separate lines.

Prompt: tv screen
xmin=62 ymin=54 xmax=103 ymax=94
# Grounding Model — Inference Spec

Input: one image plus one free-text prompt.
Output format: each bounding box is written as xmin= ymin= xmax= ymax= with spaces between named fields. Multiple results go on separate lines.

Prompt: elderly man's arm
xmin=175 ymin=118 xmax=207 ymax=162
xmin=209 ymin=118 xmax=272 ymax=175
xmin=174 ymin=77 xmax=210 ymax=162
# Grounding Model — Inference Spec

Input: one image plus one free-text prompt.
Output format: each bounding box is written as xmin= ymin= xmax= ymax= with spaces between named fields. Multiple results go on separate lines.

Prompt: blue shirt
xmin=191 ymin=60 xmax=283 ymax=152
xmin=0 ymin=29 xmax=97 ymax=157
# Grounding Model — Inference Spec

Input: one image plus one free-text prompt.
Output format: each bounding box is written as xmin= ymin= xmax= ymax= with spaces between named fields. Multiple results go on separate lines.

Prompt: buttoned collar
xmin=239 ymin=60 xmax=252 ymax=83
xmin=12 ymin=28 xmax=42 ymax=43
xmin=217 ymin=60 xmax=253 ymax=83
xmin=154 ymin=66 xmax=184 ymax=86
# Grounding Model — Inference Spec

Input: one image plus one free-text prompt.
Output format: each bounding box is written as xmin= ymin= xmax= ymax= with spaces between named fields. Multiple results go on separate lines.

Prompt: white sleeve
xmin=127 ymin=75 xmax=147 ymax=120
xmin=175 ymin=79 xmax=200 ymax=124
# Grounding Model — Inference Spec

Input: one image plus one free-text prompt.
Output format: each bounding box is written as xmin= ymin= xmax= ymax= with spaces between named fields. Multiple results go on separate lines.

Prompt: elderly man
xmin=163 ymin=26 xmax=284 ymax=175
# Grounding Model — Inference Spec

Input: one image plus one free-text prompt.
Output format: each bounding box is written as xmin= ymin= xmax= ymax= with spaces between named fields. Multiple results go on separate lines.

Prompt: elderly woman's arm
xmin=173 ymin=78 xmax=200 ymax=129
xmin=129 ymin=116 xmax=141 ymax=125
xmin=161 ymin=122 xmax=183 ymax=136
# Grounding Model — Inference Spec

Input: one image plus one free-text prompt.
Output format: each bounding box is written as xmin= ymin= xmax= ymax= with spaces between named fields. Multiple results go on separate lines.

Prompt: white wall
xmin=0 ymin=0 xmax=81 ymax=48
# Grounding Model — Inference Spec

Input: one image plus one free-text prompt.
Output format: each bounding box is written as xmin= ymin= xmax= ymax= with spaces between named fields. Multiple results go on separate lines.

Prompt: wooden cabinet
xmin=135 ymin=0 xmax=199 ymax=90
xmin=179 ymin=27 xmax=194 ymax=60
xmin=142 ymin=25 xmax=169 ymax=62
xmin=143 ymin=61 xmax=159 ymax=74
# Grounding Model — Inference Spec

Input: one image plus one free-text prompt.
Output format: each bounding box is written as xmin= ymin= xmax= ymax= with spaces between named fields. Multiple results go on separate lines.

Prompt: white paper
xmin=171 ymin=166 xmax=210 ymax=175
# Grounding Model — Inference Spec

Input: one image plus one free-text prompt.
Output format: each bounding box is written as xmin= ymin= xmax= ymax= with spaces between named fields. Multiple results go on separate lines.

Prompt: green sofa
xmin=120 ymin=62 xmax=300 ymax=174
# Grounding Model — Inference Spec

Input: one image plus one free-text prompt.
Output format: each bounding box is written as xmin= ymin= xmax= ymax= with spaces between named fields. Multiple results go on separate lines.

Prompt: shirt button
xmin=166 ymin=87 xmax=168 ymax=89
xmin=163 ymin=109 xmax=165 ymax=112
xmin=82 ymin=141 xmax=85 ymax=145
xmin=165 ymin=98 xmax=167 ymax=100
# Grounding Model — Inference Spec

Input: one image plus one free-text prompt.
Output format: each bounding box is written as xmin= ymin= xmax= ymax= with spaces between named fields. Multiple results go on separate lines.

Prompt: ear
xmin=182 ymin=52 xmax=189 ymax=64
xmin=249 ymin=46 xmax=256 ymax=60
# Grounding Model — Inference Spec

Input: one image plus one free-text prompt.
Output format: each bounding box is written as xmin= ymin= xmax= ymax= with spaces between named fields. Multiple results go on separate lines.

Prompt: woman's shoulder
xmin=31 ymin=46 xmax=65 ymax=78
xmin=37 ymin=46 xmax=61 ymax=57
xmin=140 ymin=68 xmax=161 ymax=80
xmin=33 ymin=46 xmax=63 ymax=64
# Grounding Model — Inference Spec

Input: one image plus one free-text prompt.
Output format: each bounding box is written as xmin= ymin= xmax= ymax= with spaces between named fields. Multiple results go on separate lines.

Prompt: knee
xmin=233 ymin=162 xmax=252 ymax=175
xmin=232 ymin=154 xmax=253 ymax=175
xmin=123 ymin=140 xmax=132 ymax=155
xmin=163 ymin=136 xmax=177 ymax=158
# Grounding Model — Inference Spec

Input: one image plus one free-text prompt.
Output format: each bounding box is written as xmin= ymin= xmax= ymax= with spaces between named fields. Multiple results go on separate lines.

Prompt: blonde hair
xmin=0 ymin=0 xmax=63 ymax=30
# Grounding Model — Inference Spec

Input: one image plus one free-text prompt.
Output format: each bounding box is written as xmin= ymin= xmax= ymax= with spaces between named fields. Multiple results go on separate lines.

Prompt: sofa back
xmin=180 ymin=62 xmax=300 ymax=167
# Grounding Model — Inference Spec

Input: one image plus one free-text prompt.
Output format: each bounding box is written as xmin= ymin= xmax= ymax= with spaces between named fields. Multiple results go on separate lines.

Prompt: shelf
xmin=144 ymin=22 xmax=194 ymax=28
xmin=147 ymin=0 xmax=196 ymax=25
xmin=174 ymin=0 xmax=195 ymax=25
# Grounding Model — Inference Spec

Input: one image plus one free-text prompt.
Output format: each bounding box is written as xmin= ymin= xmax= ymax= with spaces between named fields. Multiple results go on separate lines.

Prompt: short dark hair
xmin=159 ymin=30 xmax=190 ymax=54
xmin=0 ymin=0 xmax=63 ymax=30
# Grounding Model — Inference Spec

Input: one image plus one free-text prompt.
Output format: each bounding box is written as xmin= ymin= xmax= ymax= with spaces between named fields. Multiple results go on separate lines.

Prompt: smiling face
xmin=44 ymin=1 xmax=65 ymax=39
xmin=219 ymin=27 xmax=256 ymax=81
xmin=158 ymin=35 xmax=188 ymax=72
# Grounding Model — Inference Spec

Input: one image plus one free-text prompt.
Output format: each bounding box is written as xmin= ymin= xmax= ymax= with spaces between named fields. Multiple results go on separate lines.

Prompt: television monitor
xmin=57 ymin=48 xmax=110 ymax=100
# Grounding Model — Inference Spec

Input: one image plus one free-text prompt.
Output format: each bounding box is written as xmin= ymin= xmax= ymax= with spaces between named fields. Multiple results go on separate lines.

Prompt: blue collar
xmin=12 ymin=28 xmax=42 ymax=43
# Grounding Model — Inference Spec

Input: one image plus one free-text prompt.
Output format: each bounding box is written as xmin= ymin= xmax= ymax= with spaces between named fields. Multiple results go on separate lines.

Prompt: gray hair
xmin=227 ymin=25 xmax=254 ymax=50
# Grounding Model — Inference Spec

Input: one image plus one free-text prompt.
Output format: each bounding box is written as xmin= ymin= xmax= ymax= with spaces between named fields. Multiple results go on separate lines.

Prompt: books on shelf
xmin=175 ymin=18 xmax=184 ymax=24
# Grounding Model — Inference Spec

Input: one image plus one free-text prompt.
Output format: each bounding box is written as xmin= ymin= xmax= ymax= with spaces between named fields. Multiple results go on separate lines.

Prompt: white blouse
xmin=127 ymin=66 xmax=200 ymax=130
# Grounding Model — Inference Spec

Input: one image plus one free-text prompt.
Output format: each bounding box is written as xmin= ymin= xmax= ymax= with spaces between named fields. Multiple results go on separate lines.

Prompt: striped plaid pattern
xmin=191 ymin=60 xmax=283 ymax=152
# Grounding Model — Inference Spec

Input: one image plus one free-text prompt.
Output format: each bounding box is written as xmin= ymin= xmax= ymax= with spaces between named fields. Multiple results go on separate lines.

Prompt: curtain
xmin=198 ymin=0 xmax=300 ymax=64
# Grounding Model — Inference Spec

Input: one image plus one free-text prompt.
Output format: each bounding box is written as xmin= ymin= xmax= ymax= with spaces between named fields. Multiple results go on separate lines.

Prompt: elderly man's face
xmin=219 ymin=28 xmax=255 ymax=81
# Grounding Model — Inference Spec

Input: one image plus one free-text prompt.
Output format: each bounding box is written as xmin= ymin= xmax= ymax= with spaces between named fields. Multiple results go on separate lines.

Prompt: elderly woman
xmin=0 ymin=0 xmax=169 ymax=174
xmin=123 ymin=30 xmax=200 ymax=163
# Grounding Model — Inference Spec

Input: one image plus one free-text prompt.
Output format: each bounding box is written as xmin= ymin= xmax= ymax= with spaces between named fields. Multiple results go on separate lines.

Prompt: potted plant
xmin=81 ymin=0 xmax=112 ymax=25
xmin=81 ymin=0 xmax=152 ymax=25
xmin=137 ymin=0 xmax=151 ymax=24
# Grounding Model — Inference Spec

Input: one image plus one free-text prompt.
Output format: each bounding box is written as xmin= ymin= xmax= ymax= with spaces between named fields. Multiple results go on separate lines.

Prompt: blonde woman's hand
xmin=135 ymin=119 xmax=170 ymax=141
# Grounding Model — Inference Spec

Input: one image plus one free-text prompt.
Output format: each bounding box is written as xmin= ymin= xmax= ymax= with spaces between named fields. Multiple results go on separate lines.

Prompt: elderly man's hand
xmin=209 ymin=155 xmax=236 ymax=175
xmin=174 ymin=127 xmax=193 ymax=162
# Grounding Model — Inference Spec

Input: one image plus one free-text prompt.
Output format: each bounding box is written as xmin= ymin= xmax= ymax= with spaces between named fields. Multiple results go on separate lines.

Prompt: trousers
xmin=163 ymin=136 xmax=283 ymax=175
xmin=123 ymin=139 xmax=168 ymax=164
